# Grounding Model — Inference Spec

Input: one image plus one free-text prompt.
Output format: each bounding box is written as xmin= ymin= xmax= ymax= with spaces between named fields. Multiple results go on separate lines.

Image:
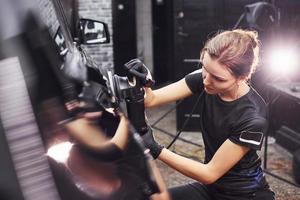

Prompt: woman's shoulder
xmin=185 ymin=69 xmax=204 ymax=94
xmin=245 ymin=87 xmax=267 ymax=112
xmin=248 ymin=87 xmax=266 ymax=102
xmin=229 ymin=88 xmax=268 ymax=125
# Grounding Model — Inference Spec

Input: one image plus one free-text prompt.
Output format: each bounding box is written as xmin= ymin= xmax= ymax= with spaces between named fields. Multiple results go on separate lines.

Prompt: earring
xmin=235 ymin=82 xmax=240 ymax=99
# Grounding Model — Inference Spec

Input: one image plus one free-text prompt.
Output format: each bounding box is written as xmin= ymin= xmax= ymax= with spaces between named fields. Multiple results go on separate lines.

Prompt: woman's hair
xmin=200 ymin=29 xmax=260 ymax=80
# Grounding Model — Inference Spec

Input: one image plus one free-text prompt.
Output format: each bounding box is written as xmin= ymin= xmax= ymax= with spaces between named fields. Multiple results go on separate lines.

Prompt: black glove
xmin=78 ymin=81 xmax=110 ymax=111
xmin=142 ymin=127 xmax=164 ymax=159
xmin=124 ymin=58 xmax=155 ymax=87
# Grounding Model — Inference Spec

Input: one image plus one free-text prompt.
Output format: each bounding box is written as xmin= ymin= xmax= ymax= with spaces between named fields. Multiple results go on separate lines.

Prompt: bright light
xmin=267 ymin=47 xmax=298 ymax=75
xmin=47 ymin=141 xmax=73 ymax=163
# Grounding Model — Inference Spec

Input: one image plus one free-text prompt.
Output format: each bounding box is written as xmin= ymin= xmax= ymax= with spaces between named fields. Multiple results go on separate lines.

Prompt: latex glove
xmin=142 ymin=127 xmax=164 ymax=159
xmin=78 ymin=81 xmax=110 ymax=111
xmin=124 ymin=58 xmax=155 ymax=87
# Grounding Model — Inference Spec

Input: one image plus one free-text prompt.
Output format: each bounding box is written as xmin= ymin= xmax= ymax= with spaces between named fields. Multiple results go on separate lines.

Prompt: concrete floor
xmin=146 ymin=103 xmax=300 ymax=200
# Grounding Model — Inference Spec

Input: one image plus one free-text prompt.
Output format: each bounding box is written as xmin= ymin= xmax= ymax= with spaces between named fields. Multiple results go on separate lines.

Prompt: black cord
xmin=151 ymin=100 xmax=183 ymax=127
xmin=233 ymin=12 xmax=245 ymax=29
xmin=166 ymin=91 xmax=204 ymax=149
xmin=152 ymin=126 xmax=202 ymax=148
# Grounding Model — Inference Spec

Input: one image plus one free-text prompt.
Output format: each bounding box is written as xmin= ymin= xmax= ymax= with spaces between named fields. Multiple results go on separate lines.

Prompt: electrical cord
xmin=151 ymin=99 xmax=183 ymax=127
xmin=152 ymin=126 xmax=202 ymax=147
xmin=166 ymin=91 xmax=204 ymax=149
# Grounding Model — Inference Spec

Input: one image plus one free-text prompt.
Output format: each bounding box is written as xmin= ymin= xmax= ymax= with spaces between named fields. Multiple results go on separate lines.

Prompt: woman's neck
xmin=218 ymin=82 xmax=250 ymax=102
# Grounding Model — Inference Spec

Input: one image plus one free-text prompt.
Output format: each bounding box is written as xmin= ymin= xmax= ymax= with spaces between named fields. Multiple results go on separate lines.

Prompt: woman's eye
xmin=213 ymin=77 xmax=225 ymax=82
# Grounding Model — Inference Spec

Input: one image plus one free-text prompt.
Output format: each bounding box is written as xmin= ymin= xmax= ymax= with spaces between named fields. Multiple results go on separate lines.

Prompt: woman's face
xmin=201 ymin=52 xmax=239 ymax=95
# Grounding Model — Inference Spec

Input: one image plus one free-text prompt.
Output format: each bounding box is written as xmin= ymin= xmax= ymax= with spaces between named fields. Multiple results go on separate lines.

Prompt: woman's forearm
xmin=65 ymin=118 xmax=108 ymax=149
xmin=145 ymin=79 xmax=193 ymax=108
xmin=110 ymin=114 xmax=129 ymax=150
xmin=158 ymin=148 xmax=216 ymax=184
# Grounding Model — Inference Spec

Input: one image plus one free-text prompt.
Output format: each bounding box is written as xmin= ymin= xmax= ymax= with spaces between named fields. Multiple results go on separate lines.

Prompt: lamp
xmin=234 ymin=2 xmax=278 ymax=31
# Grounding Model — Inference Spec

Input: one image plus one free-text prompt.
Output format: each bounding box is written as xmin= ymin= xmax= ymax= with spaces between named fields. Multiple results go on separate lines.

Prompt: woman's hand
xmin=64 ymin=100 xmax=103 ymax=122
xmin=64 ymin=105 xmax=130 ymax=153
xmin=144 ymin=87 xmax=155 ymax=107
xmin=110 ymin=111 xmax=130 ymax=150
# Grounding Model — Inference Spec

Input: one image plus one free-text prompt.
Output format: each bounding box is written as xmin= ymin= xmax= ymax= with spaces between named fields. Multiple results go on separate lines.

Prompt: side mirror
xmin=54 ymin=27 xmax=68 ymax=55
xmin=79 ymin=19 xmax=110 ymax=45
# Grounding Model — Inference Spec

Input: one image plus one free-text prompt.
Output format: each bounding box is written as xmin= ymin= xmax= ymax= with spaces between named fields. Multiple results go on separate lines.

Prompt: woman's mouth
xmin=204 ymin=86 xmax=214 ymax=93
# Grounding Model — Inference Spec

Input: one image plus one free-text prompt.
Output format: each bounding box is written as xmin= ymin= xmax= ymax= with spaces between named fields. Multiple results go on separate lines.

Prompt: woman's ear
xmin=237 ymin=75 xmax=248 ymax=84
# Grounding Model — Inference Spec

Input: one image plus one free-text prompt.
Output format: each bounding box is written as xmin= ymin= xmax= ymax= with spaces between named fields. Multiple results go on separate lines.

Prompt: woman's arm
xmin=158 ymin=139 xmax=250 ymax=184
xmin=145 ymin=78 xmax=193 ymax=108
xmin=65 ymin=113 xmax=129 ymax=151
xmin=149 ymin=160 xmax=171 ymax=200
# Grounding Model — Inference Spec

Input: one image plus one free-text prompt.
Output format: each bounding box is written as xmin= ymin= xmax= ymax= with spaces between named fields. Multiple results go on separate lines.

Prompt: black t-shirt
xmin=185 ymin=70 xmax=268 ymax=196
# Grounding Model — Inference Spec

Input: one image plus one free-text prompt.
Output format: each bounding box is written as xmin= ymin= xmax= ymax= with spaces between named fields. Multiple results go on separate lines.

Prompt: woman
xmin=142 ymin=29 xmax=275 ymax=200
xmin=63 ymin=102 xmax=170 ymax=200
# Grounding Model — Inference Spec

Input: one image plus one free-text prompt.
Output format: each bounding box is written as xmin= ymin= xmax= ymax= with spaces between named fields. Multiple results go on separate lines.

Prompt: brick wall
xmin=78 ymin=0 xmax=114 ymax=70
xmin=37 ymin=0 xmax=113 ymax=71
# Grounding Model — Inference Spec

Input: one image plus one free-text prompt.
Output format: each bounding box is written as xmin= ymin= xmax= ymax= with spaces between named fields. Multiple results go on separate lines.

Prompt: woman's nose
xmin=203 ymin=73 xmax=211 ymax=85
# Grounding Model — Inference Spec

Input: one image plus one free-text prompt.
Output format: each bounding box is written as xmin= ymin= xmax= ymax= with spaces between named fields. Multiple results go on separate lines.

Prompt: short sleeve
xmin=229 ymin=117 xmax=268 ymax=150
xmin=185 ymin=69 xmax=204 ymax=94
